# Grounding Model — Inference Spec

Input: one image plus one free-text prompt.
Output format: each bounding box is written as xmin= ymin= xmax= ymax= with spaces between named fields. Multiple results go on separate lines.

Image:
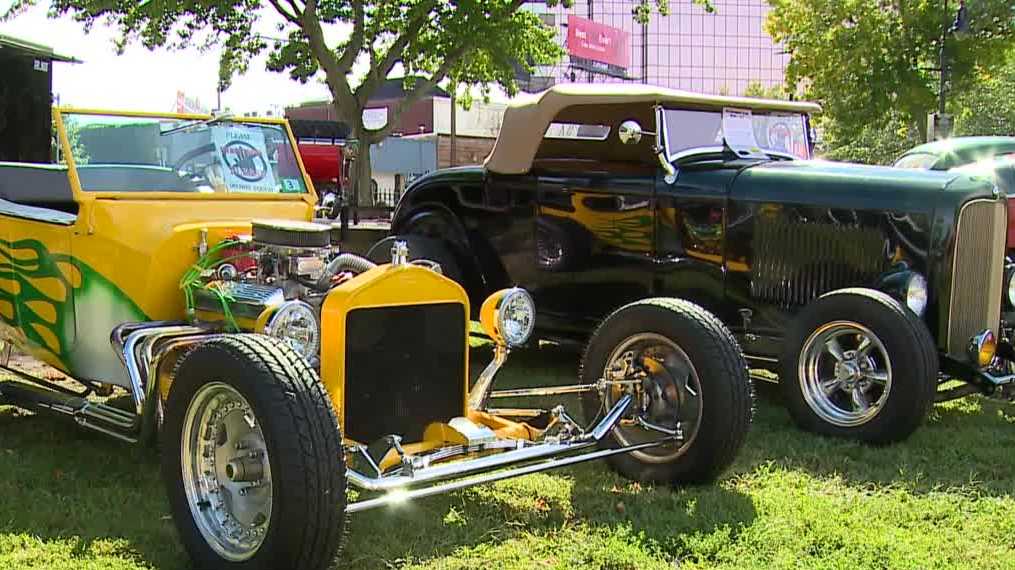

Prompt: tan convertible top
xmin=485 ymin=83 xmax=822 ymax=175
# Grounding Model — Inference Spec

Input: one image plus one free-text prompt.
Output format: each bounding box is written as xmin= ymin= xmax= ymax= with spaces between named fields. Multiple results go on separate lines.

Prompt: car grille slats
xmin=343 ymin=303 xmax=466 ymax=444
xmin=947 ymin=199 xmax=1006 ymax=357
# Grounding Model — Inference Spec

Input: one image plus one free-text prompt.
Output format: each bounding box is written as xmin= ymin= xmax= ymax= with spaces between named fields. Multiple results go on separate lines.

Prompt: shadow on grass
xmin=491 ymin=345 xmax=1015 ymax=498
xmin=0 ymin=408 xmax=185 ymax=569
xmin=345 ymin=464 xmax=757 ymax=569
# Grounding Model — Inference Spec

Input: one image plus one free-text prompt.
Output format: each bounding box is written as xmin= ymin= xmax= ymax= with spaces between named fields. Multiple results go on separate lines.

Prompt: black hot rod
xmin=372 ymin=84 xmax=1015 ymax=444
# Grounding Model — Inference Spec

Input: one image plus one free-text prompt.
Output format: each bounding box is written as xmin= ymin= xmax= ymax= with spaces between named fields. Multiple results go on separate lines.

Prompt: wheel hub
xmin=799 ymin=321 xmax=894 ymax=428
xmin=602 ymin=333 xmax=700 ymax=464
xmin=182 ymin=383 xmax=273 ymax=561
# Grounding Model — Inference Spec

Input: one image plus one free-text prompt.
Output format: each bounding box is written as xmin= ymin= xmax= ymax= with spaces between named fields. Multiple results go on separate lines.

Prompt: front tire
xmin=779 ymin=288 xmax=938 ymax=444
xmin=162 ymin=335 xmax=346 ymax=570
xmin=580 ymin=298 xmax=753 ymax=484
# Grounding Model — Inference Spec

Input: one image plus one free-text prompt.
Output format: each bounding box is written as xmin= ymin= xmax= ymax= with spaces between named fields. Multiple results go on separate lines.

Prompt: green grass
xmin=2 ymin=345 xmax=1015 ymax=570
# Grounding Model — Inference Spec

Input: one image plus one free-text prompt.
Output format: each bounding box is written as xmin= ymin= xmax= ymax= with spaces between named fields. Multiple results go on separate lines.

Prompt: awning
xmin=0 ymin=33 xmax=81 ymax=63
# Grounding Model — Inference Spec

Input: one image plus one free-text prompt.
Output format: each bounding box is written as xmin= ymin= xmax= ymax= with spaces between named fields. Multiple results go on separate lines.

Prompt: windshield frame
xmin=53 ymin=107 xmax=317 ymax=204
xmin=659 ymin=106 xmax=813 ymax=163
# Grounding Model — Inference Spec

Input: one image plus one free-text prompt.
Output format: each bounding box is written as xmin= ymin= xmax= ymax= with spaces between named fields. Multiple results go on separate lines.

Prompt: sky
xmin=0 ymin=2 xmax=336 ymax=114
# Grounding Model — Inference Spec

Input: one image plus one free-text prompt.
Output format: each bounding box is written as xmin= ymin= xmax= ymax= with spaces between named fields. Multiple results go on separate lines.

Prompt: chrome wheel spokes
xmin=181 ymin=383 xmax=272 ymax=562
xmin=799 ymin=322 xmax=893 ymax=427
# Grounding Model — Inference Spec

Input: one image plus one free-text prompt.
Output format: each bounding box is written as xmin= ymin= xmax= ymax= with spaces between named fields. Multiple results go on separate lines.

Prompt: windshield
xmin=662 ymin=108 xmax=811 ymax=160
xmin=59 ymin=112 xmax=308 ymax=194
xmin=893 ymin=152 xmax=939 ymax=170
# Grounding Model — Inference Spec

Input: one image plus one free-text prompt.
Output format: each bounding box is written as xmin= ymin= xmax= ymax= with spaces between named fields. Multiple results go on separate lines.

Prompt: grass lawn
xmin=1 ymin=345 xmax=1014 ymax=570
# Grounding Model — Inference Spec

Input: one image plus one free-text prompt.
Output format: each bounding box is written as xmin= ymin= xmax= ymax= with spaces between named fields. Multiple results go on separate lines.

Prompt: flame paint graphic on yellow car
xmin=0 ymin=237 xmax=146 ymax=374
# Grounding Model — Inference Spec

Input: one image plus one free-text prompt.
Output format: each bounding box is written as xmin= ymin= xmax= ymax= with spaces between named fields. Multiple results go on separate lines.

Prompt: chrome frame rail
xmin=345 ymin=438 xmax=670 ymax=513
xmin=344 ymin=395 xmax=673 ymax=514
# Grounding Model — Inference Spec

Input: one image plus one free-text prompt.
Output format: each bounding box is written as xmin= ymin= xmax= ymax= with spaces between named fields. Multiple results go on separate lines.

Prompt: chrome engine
xmin=191 ymin=219 xmax=378 ymax=364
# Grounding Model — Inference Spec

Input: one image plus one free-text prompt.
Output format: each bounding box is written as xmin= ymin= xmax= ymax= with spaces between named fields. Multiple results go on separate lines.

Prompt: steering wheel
xmin=174 ymin=143 xmax=218 ymax=188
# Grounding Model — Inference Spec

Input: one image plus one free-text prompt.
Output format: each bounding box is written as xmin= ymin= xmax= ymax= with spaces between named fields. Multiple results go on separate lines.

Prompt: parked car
xmin=893 ymin=136 xmax=1015 ymax=170
xmin=377 ymin=84 xmax=1015 ymax=445
xmin=0 ymin=107 xmax=753 ymax=570
xmin=896 ymin=138 xmax=1015 ymax=252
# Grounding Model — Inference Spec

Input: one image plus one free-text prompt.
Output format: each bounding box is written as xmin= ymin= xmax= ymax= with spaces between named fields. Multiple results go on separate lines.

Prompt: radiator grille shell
xmin=946 ymin=199 xmax=1006 ymax=357
xmin=343 ymin=302 xmax=466 ymax=443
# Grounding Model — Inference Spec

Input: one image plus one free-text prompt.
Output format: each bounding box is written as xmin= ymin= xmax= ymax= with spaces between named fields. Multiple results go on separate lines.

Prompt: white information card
xmin=722 ymin=108 xmax=767 ymax=159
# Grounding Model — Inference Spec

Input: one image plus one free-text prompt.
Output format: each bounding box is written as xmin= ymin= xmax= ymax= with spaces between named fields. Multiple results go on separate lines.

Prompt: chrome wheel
xmin=181 ymin=382 xmax=272 ymax=562
xmin=602 ymin=333 xmax=702 ymax=463
xmin=798 ymin=321 xmax=892 ymax=427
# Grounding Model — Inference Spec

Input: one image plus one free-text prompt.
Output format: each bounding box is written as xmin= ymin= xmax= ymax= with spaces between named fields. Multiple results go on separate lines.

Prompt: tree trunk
xmin=353 ymin=139 xmax=373 ymax=210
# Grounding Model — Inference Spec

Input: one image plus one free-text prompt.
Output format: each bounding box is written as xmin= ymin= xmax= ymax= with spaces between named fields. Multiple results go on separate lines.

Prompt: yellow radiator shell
xmin=319 ymin=263 xmax=471 ymax=434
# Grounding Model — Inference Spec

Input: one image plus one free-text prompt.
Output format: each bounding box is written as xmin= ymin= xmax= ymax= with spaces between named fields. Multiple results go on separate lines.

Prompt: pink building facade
xmin=521 ymin=0 xmax=788 ymax=96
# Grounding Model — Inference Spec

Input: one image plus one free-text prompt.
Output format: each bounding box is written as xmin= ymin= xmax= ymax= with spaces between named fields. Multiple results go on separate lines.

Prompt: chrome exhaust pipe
xmin=104 ymin=322 xmax=217 ymax=443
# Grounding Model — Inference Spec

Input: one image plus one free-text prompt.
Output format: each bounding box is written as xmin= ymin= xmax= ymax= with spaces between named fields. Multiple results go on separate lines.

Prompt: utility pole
xmin=938 ymin=0 xmax=948 ymax=119
xmin=449 ymin=88 xmax=457 ymax=167
xmin=931 ymin=0 xmax=968 ymax=141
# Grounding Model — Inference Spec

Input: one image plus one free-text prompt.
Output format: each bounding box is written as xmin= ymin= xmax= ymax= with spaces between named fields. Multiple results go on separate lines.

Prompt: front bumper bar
xmin=345 ymin=394 xmax=678 ymax=513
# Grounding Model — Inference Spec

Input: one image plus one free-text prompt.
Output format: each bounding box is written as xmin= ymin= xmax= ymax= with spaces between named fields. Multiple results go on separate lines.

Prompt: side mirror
xmin=618 ymin=120 xmax=644 ymax=145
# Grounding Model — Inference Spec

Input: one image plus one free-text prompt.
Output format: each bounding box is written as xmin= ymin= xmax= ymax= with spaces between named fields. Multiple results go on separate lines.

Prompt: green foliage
xmin=742 ymin=81 xmax=788 ymax=100
xmin=954 ymin=50 xmax=1015 ymax=136
xmin=767 ymin=0 xmax=1015 ymax=150
xmin=817 ymin=113 xmax=922 ymax=165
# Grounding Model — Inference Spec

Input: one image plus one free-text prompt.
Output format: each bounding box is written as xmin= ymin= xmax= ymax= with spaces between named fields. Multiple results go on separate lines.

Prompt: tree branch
xmin=363 ymin=0 xmax=530 ymax=141
xmin=337 ymin=0 xmax=365 ymax=71
xmin=267 ymin=0 xmax=300 ymax=25
xmin=365 ymin=43 xmax=470 ymax=142
xmin=355 ymin=0 xmax=437 ymax=108
xmin=302 ymin=0 xmax=360 ymax=127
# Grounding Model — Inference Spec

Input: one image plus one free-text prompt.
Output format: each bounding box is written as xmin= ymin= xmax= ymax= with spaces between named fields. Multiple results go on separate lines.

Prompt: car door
xmin=534 ymin=168 xmax=656 ymax=333
xmin=653 ymin=163 xmax=738 ymax=325
xmin=0 ymin=164 xmax=78 ymax=370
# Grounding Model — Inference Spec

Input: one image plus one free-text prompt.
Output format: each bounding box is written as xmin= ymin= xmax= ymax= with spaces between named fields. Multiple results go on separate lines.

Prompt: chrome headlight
xmin=905 ymin=273 xmax=928 ymax=316
xmin=263 ymin=300 xmax=320 ymax=358
xmin=480 ymin=287 xmax=536 ymax=347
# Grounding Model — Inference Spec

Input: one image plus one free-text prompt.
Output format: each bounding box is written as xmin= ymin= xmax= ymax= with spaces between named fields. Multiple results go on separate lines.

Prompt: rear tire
xmin=162 ymin=335 xmax=346 ymax=570
xmin=580 ymin=298 xmax=753 ymax=484
xmin=779 ymin=288 xmax=938 ymax=444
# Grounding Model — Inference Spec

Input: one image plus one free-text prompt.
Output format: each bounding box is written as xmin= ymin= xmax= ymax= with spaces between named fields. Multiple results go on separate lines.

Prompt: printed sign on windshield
xmin=212 ymin=127 xmax=278 ymax=193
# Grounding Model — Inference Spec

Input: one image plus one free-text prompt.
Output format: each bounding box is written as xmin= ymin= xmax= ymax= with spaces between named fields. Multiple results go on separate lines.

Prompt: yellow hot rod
xmin=0 ymin=108 xmax=752 ymax=570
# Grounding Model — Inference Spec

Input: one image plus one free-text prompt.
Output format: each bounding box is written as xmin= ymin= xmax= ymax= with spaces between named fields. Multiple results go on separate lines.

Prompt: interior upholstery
xmin=76 ymin=165 xmax=197 ymax=193
xmin=0 ymin=163 xmax=78 ymax=216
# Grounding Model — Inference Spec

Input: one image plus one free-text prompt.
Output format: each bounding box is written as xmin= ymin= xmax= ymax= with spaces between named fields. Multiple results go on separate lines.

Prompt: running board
xmin=0 ymin=380 xmax=140 ymax=443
